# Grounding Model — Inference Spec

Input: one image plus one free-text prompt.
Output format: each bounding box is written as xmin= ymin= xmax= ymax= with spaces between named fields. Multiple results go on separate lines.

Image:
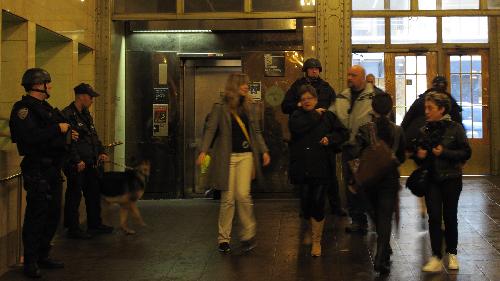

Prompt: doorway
xmin=446 ymin=51 xmax=490 ymax=174
xmin=183 ymin=59 xmax=242 ymax=194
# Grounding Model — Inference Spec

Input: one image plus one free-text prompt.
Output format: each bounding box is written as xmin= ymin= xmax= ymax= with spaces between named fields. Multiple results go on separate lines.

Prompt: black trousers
xmin=342 ymin=151 xmax=367 ymax=225
xmin=425 ymin=177 xmax=462 ymax=258
xmin=64 ymin=166 xmax=102 ymax=229
xmin=299 ymin=184 xmax=327 ymax=221
xmin=367 ymin=180 xmax=398 ymax=266
xmin=21 ymin=158 xmax=63 ymax=264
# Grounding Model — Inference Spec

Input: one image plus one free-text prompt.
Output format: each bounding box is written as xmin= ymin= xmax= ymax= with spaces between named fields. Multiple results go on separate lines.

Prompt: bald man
xmin=330 ymin=65 xmax=376 ymax=234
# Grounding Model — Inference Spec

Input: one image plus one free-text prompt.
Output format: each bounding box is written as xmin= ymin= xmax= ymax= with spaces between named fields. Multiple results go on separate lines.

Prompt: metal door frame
xmin=181 ymin=57 xmax=242 ymax=196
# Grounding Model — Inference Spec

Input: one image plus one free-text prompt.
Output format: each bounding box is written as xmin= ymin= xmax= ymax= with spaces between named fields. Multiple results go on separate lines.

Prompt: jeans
xmin=218 ymin=153 xmax=256 ymax=243
xmin=425 ymin=177 xmax=462 ymax=258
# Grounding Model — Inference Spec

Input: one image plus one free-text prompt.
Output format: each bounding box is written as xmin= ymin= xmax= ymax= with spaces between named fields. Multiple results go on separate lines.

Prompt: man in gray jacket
xmin=330 ymin=65 xmax=375 ymax=234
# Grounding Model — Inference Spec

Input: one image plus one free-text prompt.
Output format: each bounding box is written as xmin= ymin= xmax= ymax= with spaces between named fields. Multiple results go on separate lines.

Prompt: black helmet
xmin=21 ymin=68 xmax=51 ymax=87
xmin=302 ymin=58 xmax=322 ymax=72
xmin=432 ymin=75 xmax=447 ymax=86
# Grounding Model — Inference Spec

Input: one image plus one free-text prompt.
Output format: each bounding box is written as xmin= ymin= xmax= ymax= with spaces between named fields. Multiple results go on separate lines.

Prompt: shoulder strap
xmin=231 ymin=112 xmax=251 ymax=145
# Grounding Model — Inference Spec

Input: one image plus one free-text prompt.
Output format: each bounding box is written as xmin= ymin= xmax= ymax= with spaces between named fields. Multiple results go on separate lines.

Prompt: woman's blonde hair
xmin=224 ymin=73 xmax=251 ymax=113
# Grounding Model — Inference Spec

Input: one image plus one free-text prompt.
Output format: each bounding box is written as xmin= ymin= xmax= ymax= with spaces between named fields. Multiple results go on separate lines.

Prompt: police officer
xmin=9 ymin=68 xmax=78 ymax=278
xmin=281 ymin=58 xmax=347 ymax=217
xmin=62 ymin=83 xmax=113 ymax=238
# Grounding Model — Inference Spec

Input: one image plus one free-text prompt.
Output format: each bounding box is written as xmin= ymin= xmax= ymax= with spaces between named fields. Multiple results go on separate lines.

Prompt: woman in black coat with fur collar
xmin=288 ymin=85 xmax=348 ymax=257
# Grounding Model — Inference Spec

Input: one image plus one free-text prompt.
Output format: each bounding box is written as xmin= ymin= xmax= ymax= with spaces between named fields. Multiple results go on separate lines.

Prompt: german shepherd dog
xmin=101 ymin=160 xmax=151 ymax=235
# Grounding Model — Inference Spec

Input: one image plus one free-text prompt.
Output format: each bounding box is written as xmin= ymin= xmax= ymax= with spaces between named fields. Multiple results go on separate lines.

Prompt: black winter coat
xmin=415 ymin=119 xmax=471 ymax=181
xmin=401 ymin=89 xmax=462 ymax=149
xmin=281 ymin=77 xmax=336 ymax=115
xmin=288 ymin=110 xmax=348 ymax=184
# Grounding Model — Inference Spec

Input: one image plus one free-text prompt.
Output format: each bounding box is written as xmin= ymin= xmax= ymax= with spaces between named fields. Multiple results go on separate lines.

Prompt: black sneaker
xmin=241 ymin=238 xmax=257 ymax=252
xmin=88 ymin=224 xmax=114 ymax=234
xmin=38 ymin=258 xmax=64 ymax=269
xmin=23 ymin=263 xmax=42 ymax=278
xmin=218 ymin=242 xmax=231 ymax=253
xmin=67 ymin=227 xmax=93 ymax=239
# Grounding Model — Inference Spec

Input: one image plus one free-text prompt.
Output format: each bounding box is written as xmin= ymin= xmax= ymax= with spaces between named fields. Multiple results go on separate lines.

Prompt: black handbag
xmin=406 ymin=167 xmax=429 ymax=197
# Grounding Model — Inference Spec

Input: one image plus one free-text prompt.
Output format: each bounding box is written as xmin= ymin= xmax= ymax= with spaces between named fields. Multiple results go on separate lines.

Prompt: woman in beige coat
xmin=197 ymin=73 xmax=270 ymax=253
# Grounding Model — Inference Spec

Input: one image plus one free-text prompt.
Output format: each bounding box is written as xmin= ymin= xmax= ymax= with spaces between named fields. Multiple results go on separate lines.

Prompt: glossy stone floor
xmin=2 ymin=177 xmax=500 ymax=281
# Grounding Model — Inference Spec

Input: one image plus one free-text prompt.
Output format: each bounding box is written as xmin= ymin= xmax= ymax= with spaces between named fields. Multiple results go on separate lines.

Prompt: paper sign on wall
xmin=153 ymin=104 xmax=168 ymax=137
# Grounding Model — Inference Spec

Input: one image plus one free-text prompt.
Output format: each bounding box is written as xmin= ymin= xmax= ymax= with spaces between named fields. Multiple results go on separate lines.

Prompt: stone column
xmin=316 ymin=0 xmax=352 ymax=90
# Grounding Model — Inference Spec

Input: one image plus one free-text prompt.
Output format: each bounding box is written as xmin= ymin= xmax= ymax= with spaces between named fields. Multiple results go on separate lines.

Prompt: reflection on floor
xmin=2 ymin=177 xmax=500 ymax=281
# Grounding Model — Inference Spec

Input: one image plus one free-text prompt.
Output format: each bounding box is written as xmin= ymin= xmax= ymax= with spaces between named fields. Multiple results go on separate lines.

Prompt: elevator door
xmin=183 ymin=59 xmax=242 ymax=194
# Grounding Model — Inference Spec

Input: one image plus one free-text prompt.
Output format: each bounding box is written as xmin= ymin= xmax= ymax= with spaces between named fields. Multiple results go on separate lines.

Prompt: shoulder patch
xmin=17 ymin=108 xmax=29 ymax=120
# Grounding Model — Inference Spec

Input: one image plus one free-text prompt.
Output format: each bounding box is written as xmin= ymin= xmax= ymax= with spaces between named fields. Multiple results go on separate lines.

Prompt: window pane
xmin=406 ymin=75 xmax=417 ymax=107
xmin=461 ymin=74 xmax=472 ymax=103
xmin=489 ymin=0 xmax=500 ymax=8
xmin=450 ymin=74 xmax=461 ymax=101
xmin=253 ymin=0 xmax=314 ymax=12
xmin=417 ymin=56 xmax=427 ymax=75
xmin=352 ymin=18 xmax=385 ymax=44
xmin=406 ymin=56 xmax=416 ymax=74
xmin=442 ymin=17 xmax=488 ymax=43
xmin=472 ymin=105 xmax=483 ymax=138
xmin=114 ymin=0 xmax=176 ymax=13
xmin=419 ymin=0 xmax=437 ymax=10
xmin=390 ymin=0 xmax=410 ymax=10
xmin=450 ymin=56 xmax=460 ymax=73
xmin=395 ymin=56 xmax=405 ymax=74
xmin=185 ymin=0 xmax=242 ymax=12
xmin=462 ymin=107 xmax=473 ymax=138
xmin=417 ymin=74 xmax=428 ymax=95
xmin=461 ymin=56 xmax=472 ymax=73
xmin=472 ymin=56 xmax=481 ymax=73
xmin=472 ymin=74 xmax=482 ymax=103
xmin=442 ymin=0 xmax=479 ymax=9
xmin=352 ymin=0 xmax=384 ymax=10
xmin=391 ymin=17 xmax=437 ymax=44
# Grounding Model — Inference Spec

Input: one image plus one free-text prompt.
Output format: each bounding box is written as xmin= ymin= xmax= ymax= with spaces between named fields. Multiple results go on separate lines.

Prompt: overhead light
xmin=132 ymin=30 xmax=212 ymax=33
xmin=300 ymin=0 xmax=315 ymax=6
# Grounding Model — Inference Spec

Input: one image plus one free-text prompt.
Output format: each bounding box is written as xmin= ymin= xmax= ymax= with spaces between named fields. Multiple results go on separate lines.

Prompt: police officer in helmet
xmin=9 ymin=68 xmax=78 ymax=278
xmin=281 ymin=58 xmax=347 ymax=217
xmin=281 ymin=58 xmax=336 ymax=115
xmin=62 ymin=83 xmax=112 ymax=238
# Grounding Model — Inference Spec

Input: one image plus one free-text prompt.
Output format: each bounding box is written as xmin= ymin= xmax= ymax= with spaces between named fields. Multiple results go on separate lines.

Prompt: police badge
xmin=17 ymin=108 xmax=28 ymax=120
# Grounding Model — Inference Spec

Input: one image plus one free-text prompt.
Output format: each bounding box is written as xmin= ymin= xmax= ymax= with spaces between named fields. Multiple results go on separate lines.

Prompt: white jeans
xmin=218 ymin=152 xmax=256 ymax=243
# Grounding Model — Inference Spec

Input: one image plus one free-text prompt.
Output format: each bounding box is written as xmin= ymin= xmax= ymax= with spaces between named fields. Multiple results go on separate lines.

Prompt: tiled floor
xmin=2 ymin=177 xmax=500 ymax=281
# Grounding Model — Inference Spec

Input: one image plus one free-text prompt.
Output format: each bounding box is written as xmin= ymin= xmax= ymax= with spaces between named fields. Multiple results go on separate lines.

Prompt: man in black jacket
xmin=10 ymin=68 xmax=78 ymax=278
xmin=62 ymin=83 xmax=113 ymax=238
xmin=401 ymin=76 xmax=462 ymax=149
xmin=281 ymin=58 xmax=346 ymax=216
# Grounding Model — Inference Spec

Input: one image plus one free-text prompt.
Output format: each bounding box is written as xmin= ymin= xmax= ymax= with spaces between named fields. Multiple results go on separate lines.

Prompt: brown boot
xmin=311 ymin=218 xmax=325 ymax=257
xmin=303 ymin=220 xmax=312 ymax=245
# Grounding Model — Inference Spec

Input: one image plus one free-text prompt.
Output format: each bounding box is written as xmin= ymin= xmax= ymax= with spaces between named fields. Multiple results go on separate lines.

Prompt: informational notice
xmin=264 ymin=53 xmax=285 ymax=77
xmin=153 ymin=104 xmax=168 ymax=137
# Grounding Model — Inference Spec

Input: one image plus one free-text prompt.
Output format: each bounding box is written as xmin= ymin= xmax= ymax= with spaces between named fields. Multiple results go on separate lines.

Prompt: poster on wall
xmin=153 ymin=104 xmax=168 ymax=137
xmin=248 ymin=82 xmax=262 ymax=101
xmin=264 ymin=53 xmax=285 ymax=77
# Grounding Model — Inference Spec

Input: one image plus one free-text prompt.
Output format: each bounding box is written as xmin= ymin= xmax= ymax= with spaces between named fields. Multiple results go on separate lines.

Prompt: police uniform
xmin=62 ymin=83 xmax=111 ymax=235
xmin=9 ymin=68 xmax=68 ymax=278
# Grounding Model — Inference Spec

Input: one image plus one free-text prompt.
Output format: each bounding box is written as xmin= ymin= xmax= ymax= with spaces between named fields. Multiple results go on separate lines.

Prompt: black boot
xmin=23 ymin=263 xmax=42 ymax=278
xmin=38 ymin=257 xmax=65 ymax=269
